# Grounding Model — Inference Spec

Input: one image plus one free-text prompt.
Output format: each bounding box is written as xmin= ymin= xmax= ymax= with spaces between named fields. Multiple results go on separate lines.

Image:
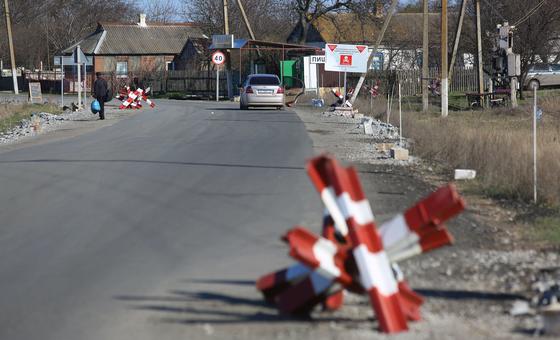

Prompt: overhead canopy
xmin=210 ymin=39 xmax=321 ymax=52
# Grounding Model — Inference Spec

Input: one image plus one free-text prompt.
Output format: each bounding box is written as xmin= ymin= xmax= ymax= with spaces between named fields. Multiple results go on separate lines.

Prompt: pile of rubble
xmin=361 ymin=117 xmax=400 ymax=140
xmin=0 ymin=109 xmax=95 ymax=145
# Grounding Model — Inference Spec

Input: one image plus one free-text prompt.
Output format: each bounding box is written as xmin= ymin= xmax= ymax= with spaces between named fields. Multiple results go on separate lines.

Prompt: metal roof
xmin=64 ymin=22 xmax=206 ymax=55
xmin=209 ymin=39 xmax=319 ymax=50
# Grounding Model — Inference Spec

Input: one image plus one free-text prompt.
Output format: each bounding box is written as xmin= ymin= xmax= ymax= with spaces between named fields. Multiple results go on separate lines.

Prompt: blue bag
xmin=91 ymin=100 xmax=101 ymax=113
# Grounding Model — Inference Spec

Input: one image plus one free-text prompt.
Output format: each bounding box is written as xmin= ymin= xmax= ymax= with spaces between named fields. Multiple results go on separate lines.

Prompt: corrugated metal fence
xmin=348 ymin=67 xmax=483 ymax=98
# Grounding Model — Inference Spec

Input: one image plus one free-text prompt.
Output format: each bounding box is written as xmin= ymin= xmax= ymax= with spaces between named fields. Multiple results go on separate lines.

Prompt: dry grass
xmin=0 ymin=103 xmax=62 ymax=133
xmin=396 ymin=102 xmax=560 ymax=205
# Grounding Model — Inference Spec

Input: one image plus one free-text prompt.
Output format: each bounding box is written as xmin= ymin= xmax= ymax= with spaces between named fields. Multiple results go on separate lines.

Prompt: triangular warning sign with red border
xmin=356 ymin=45 xmax=366 ymax=53
xmin=328 ymin=44 xmax=337 ymax=52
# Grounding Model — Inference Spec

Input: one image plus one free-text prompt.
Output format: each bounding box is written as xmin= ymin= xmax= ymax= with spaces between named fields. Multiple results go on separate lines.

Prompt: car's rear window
xmin=249 ymin=76 xmax=280 ymax=85
xmin=551 ymin=64 xmax=560 ymax=72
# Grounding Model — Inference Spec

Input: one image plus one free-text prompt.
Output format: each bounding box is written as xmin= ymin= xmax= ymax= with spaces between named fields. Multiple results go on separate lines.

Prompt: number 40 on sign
xmin=212 ymin=51 xmax=226 ymax=66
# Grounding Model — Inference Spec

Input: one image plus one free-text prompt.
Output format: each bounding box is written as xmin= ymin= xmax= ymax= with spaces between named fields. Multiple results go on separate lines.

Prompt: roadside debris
xmin=0 ymin=112 xmax=65 ymax=144
xmin=362 ymin=118 xmax=400 ymax=140
xmin=257 ymin=155 xmax=466 ymax=334
xmin=455 ymin=169 xmax=477 ymax=180
xmin=510 ymin=268 xmax=560 ymax=336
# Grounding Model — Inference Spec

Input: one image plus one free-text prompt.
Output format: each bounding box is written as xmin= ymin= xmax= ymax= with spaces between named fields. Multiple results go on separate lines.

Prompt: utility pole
xmin=422 ymin=0 xmax=429 ymax=112
xmin=441 ymin=0 xmax=448 ymax=117
xmin=237 ymin=0 xmax=255 ymax=40
xmin=223 ymin=0 xmax=233 ymax=99
xmin=350 ymin=0 xmax=399 ymax=105
xmin=449 ymin=0 xmax=468 ymax=82
xmin=3 ymin=0 xmax=19 ymax=94
xmin=236 ymin=0 xmax=261 ymax=57
xmin=476 ymin=0 xmax=484 ymax=104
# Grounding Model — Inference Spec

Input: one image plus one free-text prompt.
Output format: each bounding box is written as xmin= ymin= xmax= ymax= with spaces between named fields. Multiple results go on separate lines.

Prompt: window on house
xmin=116 ymin=61 xmax=128 ymax=77
xmin=166 ymin=61 xmax=175 ymax=71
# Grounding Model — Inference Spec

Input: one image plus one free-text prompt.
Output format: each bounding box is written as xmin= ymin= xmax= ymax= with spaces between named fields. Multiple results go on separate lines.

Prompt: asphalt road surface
xmin=0 ymin=101 xmax=321 ymax=339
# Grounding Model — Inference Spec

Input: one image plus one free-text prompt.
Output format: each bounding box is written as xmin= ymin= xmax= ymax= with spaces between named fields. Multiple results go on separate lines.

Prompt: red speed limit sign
xmin=212 ymin=51 xmax=226 ymax=65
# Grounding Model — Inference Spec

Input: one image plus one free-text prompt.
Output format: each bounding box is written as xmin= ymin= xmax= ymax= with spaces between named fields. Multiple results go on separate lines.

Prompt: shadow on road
xmin=0 ymin=159 xmax=305 ymax=171
xmin=414 ymin=288 xmax=525 ymax=301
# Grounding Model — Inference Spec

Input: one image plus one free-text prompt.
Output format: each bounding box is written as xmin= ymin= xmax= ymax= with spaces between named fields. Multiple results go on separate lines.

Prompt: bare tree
xmin=291 ymin=0 xmax=354 ymax=44
xmin=183 ymin=0 xmax=294 ymax=41
xmin=144 ymin=0 xmax=180 ymax=23
xmin=0 ymin=0 xmax=138 ymax=69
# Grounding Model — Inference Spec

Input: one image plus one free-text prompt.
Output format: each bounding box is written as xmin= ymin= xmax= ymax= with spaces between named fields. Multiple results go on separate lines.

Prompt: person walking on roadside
xmin=93 ymin=72 xmax=109 ymax=120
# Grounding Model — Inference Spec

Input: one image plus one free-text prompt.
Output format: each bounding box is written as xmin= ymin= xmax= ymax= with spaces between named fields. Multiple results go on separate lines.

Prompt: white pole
xmin=316 ymin=63 xmax=320 ymax=97
xmin=83 ymin=62 xmax=87 ymax=108
xmin=399 ymin=82 xmax=403 ymax=146
xmin=343 ymin=71 xmax=347 ymax=106
xmin=370 ymin=81 xmax=373 ymax=114
xmin=77 ymin=46 xmax=81 ymax=109
xmin=216 ymin=66 xmax=220 ymax=102
xmin=533 ymin=86 xmax=538 ymax=203
xmin=386 ymin=93 xmax=390 ymax=123
xmin=60 ymin=56 xmax=64 ymax=108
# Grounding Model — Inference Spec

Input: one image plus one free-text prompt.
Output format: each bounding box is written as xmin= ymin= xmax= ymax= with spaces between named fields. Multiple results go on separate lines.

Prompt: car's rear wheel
xmin=528 ymin=79 xmax=540 ymax=91
xmin=240 ymin=103 xmax=248 ymax=110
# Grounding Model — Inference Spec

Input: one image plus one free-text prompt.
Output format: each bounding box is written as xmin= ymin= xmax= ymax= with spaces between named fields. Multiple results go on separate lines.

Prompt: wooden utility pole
xmin=441 ymin=0 xmax=448 ymax=117
xmin=237 ymin=0 xmax=255 ymax=40
xmin=223 ymin=0 xmax=232 ymax=98
xmin=350 ymin=0 xmax=399 ymax=105
xmin=223 ymin=0 xmax=230 ymax=35
xmin=449 ymin=0 xmax=468 ymax=82
xmin=236 ymin=0 xmax=261 ymax=58
xmin=476 ymin=0 xmax=484 ymax=101
xmin=3 ymin=0 xmax=19 ymax=94
xmin=422 ymin=0 xmax=429 ymax=112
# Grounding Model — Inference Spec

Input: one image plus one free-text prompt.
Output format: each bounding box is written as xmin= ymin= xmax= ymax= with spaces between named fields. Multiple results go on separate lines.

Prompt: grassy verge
xmin=532 ymin=216 xmax=560 ymax=246
xmin=0 ymin=103 xmax=63 ymax=134
xmin=351 ymin=91 xmax=560 ymax=247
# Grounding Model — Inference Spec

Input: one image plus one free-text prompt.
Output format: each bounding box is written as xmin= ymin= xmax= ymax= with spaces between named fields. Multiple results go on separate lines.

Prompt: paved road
xmin=0 ymin=101 xmax=320 ymax=339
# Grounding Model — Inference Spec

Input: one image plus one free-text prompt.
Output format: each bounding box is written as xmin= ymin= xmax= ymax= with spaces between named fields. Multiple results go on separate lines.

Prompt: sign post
xmin=74 ymin=45 xmax=82 ymax=109
xmin=60 ymin=56 xmax=64 ymax=108
xmin=533 ymin=87 xmax=538 ymax=203
xmin=212 ymin=51 xmax=226 ymax=102
xmin=325 ymin=44 xmax=368 ymax=107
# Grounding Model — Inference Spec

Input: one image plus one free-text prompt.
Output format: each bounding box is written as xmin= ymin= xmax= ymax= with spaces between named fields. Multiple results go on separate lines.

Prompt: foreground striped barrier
xmin=257 ymin=155 xmax=466 ymax=334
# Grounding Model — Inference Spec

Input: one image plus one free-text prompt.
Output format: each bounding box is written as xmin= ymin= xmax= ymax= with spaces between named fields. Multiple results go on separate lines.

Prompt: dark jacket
xmin=93 ymin=78 xmax=108 ymax=102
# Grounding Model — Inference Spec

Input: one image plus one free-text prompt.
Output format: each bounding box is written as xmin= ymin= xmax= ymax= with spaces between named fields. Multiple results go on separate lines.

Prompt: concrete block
xmin=454 ymin=169 xmax=477 ymax=180
xmin=354 ymin=113 xmax=365 ymax=119
xmin=376 ymin=143 xmax=395 ymax=152
xmin=390 ymin=147 xmax=409 ymax=161
xmin=364 ymin=120 xmax=374 ymax=135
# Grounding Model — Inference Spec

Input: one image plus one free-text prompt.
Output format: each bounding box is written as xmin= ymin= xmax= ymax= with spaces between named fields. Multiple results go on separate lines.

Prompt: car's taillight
xmin=245 ymin=86 xmax=254 ymax=94
xmin=277 ymin=87 xmax=285 ymax=94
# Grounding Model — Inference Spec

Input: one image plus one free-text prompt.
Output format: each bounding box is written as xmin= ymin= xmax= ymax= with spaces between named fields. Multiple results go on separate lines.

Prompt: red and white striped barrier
xmin=256 ymin=155 xmax=466 ymax=334
xmin=118 ymin=87 xmax=156 ymax=110
xmin=349 ymin=222 xmax=409 ymax=333
xmin=381 ymin=185 xmax=465 ymax=262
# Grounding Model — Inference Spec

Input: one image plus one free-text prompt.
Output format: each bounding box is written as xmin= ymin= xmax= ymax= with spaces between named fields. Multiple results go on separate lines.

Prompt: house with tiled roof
xmin=62 ymin=14 xmax=208 ymax=76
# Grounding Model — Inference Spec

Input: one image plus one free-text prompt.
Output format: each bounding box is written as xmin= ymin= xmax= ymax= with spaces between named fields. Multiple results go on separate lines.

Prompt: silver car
xmin=240 ymin=74 xmax=285 ymax=110
xmin=525 ymin=63 xmax=560 ymax=90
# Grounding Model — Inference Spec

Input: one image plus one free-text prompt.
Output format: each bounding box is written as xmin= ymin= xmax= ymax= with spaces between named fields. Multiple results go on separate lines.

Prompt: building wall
xmin=93 ymin=55 xmax=176 ymax=75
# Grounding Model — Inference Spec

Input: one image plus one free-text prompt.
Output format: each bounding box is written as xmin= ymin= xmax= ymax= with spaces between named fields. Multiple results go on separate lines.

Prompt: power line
xmin=512 ymin=0 xmax=546 ymax=27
